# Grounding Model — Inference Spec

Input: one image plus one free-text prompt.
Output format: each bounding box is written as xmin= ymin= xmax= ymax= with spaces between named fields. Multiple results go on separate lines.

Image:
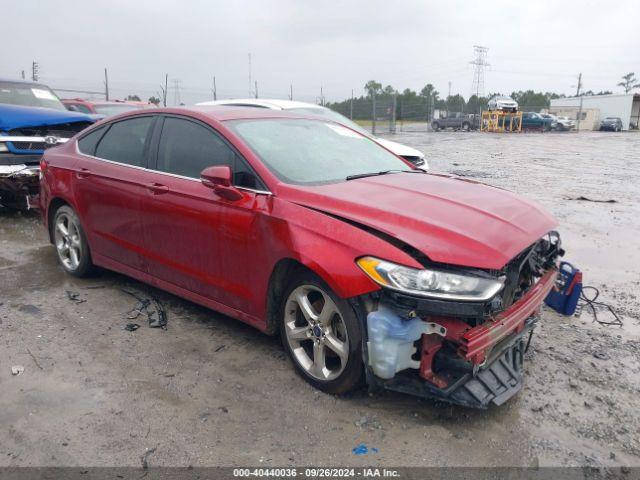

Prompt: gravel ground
xmin=1 ymin=130 xmax=639 ymax=469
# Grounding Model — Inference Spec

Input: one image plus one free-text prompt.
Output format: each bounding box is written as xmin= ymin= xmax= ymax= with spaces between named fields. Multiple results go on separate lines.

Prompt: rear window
xmin=77 ymin=126 xmax=107 ymax=155
xmin=94 ymin=116 xmax=155 ymax=167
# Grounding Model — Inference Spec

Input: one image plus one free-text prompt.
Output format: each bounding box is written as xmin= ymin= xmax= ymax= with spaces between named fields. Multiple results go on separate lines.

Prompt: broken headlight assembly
xmin=357 ymin=256 xmax=505 ymax=301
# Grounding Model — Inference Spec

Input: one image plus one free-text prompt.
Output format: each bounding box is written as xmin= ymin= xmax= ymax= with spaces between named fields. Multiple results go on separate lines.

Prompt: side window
xmin=73 ymin=103 xmax=92 ymax=114
xmin=77 ymin=126 xmax=106 ymax=156
xmin=156 ymin=117 xmax=235 ymax=178
xmin=95 ymin=116 xmax=154 ymax=167
xmin=233 ymin=154 xmax=265 ymax=190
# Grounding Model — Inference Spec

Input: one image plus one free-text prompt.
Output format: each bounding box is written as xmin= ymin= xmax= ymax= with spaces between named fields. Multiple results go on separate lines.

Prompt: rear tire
xmin=52 ymin=205 xmax=94 ymax=277
xmin=279 ymin=271 xmax=363 ymax=395
xmin=461 ymin=122 xmax=470 ymax=131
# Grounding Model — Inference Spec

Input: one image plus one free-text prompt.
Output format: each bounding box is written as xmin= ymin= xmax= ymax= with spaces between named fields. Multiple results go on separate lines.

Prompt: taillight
xmin=39 ymin=159 xmax=47 ymax=180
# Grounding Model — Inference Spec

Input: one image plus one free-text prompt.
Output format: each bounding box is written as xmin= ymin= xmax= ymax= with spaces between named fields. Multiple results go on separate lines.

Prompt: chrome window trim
xmin=74 ymin=141 xmax=273 ymax=195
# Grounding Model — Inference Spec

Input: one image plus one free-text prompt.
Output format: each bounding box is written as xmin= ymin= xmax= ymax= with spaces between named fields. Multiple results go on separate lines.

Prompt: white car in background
xmin=196 ymin=98 xmax=427 ymax=168
xmin=487 ymin=95 xmax=519 ymax=113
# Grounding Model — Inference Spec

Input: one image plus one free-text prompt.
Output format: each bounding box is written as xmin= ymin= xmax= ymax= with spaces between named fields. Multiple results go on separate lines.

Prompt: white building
xmin=550 ymin=93 xmax=640 ymax=131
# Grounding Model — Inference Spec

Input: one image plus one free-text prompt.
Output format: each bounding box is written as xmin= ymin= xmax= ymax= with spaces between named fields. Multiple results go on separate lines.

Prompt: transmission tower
xmin=172 ymin=79 xmax=182 ymax=105
xmin=469 ymin=46 xmax=489 ymax=110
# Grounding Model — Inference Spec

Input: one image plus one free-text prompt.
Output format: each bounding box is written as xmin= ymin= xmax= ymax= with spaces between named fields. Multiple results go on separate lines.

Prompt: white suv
xmin=196 ymin=99 xmax=427 ymax=169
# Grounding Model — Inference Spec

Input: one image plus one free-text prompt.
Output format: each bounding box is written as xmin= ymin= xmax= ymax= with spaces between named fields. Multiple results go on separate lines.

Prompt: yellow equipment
xmin=481 ymin=111 xmax=522 ymax=133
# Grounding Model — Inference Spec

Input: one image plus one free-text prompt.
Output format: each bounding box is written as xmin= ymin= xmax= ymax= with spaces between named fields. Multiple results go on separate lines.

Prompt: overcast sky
xmin=3 ymin=0 xmax=639 ymax=105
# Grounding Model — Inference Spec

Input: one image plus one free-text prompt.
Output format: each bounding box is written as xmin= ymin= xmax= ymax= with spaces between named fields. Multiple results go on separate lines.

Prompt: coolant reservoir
xmin=367 ymin=305 xmax=445 ymax=379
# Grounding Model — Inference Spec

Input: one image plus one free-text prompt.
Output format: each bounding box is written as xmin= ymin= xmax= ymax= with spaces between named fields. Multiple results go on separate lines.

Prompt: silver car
xmin=487 ymin=95 xmax=519 ymax=113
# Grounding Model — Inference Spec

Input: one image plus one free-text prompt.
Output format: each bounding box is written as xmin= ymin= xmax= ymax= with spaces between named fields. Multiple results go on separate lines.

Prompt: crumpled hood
xmin=0 ymin=104 xmax=93 ymax=131
xmin=278 ymin=172 xmax=558 ymax=270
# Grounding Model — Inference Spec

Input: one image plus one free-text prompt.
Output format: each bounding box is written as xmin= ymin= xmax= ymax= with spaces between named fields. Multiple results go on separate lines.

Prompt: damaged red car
xmin=39 ymin=106 xmax=563 ymax=408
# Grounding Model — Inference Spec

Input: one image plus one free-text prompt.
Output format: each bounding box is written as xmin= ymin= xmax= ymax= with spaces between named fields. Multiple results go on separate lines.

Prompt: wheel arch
xmin=264 ymin=257 xmax=344 ymax=335
xmin=46 ymin=197 xmax=73 ymax=244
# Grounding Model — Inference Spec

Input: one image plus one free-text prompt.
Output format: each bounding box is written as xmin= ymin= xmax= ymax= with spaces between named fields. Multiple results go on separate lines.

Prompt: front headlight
xmin=0 ymin=143 xmax=8 ymax=153
xmin=357 ymin=256 xmax=504 ymax=301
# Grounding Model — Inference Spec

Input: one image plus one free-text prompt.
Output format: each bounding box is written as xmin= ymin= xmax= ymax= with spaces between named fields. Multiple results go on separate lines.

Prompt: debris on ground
xmin=566 ymin=196 xmax=617 ymax=203
xmin=352 ymin=443 xmax=379 ymax=455
xmin=124 ymin=323 xmax=141 ymax=332
xmin=65 ymin=290 xmax=86 ymax=304
xmin=577 ymin=286 xmax=623 ymax=327
xmin=26 ymin=348 xmax=44 ymax=370
xmin=140 ymin=446 xmax=157 ymax=469
xmin=121 ymin=289 xmax=167 ymax=329
xmin=11 ymin=365 xmax=24 ymax=376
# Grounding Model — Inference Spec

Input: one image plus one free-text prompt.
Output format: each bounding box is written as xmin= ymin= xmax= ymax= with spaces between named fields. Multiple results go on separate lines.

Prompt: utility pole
xmin=576 ymin=73 xmax=583 ymax=131
xmin=372 ymin=92 xmax=376 ymax=135
xmin=390 ymin=92 xmax=397 ymax=134
xmin=104 ymin=68 xmax=109 ymax=101
xmin=469 ymin=45 xmax=489 ymax=115
xmin=21 ymin=70 xmax=25 ymax=80
xmin=254 ymin=80 xmax=258 ymax=99
xmin=319 ymin=86 xmax=325 ymax=106
xmin=248 ymin=53 xmax=252 ymax=97
xmin=350 ymin=89 xmax=354 ymax=120
xmin=212 ymin=76 xmax=217 ymax=101
xmin=31 ymin=61 xmax=39 ymax=82
xmin=159 ymin=74 xmax=168 ymax=107
xmin=575 ymin=72 xmax=583 ymax=97
xmin=447 ymin=81 xmax=451 ymax=116
xmin=289 ymin=84 xmax=293 ymax=101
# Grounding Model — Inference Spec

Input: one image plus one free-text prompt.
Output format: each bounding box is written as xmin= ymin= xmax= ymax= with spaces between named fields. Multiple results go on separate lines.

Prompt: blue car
xmin=0 ymin=78 xmax=95 ymax=209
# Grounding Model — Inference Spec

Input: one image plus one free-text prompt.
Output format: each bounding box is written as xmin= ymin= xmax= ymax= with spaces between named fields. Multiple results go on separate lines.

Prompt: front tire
xmin=279 ymin=271 xmax=363 ymax=395
xmin=431 ymin=122 xmax=440 ymax=131
xmin=52 ymin=205 xmax=94 ymax=277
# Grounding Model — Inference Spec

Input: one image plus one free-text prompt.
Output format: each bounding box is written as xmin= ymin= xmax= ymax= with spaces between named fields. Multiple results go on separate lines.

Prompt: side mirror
xmin=67 ymin=105 xmax=80 ymax=112
xmin=200 ymin=165 xmax=243 ymax=201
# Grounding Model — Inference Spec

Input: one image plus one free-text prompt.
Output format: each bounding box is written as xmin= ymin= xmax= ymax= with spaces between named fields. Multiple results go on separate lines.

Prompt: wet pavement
xmin=1 ymin=130 xmax=639 ymax=468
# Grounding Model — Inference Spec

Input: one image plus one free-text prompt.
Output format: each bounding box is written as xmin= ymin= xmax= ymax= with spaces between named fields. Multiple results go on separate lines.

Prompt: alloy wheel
xmin=54 ymin=212 xmax=83 ymax=271
xmin=283 ymin=285 xmax=349 ymax=381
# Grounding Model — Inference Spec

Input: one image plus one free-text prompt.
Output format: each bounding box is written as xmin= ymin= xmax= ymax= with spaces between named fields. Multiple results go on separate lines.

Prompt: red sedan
xmin=39 ymin=106 xmax=562 ymax=408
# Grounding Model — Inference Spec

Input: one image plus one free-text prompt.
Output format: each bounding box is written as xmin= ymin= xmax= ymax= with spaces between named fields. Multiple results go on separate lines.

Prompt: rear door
xmin=74 ymin=115 xmax=156 ymax=272
xmin=139 ymin=115 xmax=269 ymax=314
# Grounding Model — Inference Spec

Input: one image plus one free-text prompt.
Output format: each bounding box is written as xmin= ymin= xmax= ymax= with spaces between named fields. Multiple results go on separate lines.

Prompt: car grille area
xmin=7 ymin=121 xmax=93 ymax=151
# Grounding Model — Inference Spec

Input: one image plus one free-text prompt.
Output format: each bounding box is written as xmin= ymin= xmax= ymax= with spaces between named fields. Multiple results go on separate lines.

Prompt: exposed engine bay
xmin=358 ymin=231 xmax=564 ymax=408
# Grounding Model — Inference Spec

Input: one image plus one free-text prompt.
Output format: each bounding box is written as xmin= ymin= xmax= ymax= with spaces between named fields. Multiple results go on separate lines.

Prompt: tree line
xmin=326 ymin=72 xmax=638 ymax=121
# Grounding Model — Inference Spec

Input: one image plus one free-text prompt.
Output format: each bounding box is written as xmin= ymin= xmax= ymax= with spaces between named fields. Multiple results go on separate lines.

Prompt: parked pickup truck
xmin=431 ymin=113 xmax=479 ymax=131
xmin=0 ymin=78 xmax=94 ymax=209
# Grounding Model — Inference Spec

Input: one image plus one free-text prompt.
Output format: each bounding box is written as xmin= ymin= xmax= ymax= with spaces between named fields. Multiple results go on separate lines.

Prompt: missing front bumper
xmin=359 ymin=268 xmax=557 ymax=408
xmin=377 ymin=320 xmax=535 ymax=408
xmin=0 ymin=165 xmax=39 ymax=210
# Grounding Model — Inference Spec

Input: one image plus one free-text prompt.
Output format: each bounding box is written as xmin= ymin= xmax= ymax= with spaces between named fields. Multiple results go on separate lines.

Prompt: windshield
xmin=228 ymin=118 xmax=409 ymax=185
xmin=0 ymin=82 xmax=66 ymax=111
xmin=93 ymin=103 xmax=141 ymax=116
xmin=288 ymin=107 xmax=370 ymax=136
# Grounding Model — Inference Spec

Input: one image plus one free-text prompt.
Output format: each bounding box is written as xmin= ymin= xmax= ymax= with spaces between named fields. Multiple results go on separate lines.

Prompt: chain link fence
xmin=328 ymin=97 xmax=566 ymax=134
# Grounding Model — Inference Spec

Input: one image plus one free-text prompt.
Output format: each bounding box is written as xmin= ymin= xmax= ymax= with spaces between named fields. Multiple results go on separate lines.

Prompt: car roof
xmin=111 ymin=105 xmax=322 ymax=122
xmin=196 ymin=98 xmax=326 ymax=111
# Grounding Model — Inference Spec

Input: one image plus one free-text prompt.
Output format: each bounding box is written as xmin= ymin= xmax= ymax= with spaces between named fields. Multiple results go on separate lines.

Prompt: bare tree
xmin=617 ymin=72 xmax=640 ymax=94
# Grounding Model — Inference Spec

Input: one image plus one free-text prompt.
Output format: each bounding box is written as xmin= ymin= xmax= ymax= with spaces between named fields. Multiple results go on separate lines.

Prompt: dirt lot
xmin=1 ymin=130 xmax=639 ymax=469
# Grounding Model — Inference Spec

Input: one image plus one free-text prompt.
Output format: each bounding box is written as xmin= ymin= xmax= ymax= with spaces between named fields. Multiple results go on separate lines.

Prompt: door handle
xmin=146 ymin=182 xmax=169 ymax=195
xmin=76 ymin=168 xmax=91 ymax=179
